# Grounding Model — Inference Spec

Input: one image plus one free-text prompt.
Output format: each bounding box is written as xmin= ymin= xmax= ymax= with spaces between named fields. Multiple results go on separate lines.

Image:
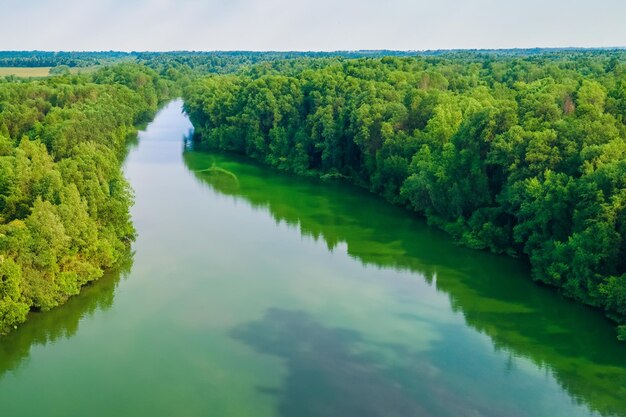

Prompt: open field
xmin=0 ymin=66 xmax=96 ymax=77
xmin=0 ymin=66 xmax=52 ymax=77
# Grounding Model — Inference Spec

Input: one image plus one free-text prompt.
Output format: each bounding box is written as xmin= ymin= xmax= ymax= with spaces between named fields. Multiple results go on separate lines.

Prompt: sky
xmin=1 ymin=0 xmax=626 ymax=51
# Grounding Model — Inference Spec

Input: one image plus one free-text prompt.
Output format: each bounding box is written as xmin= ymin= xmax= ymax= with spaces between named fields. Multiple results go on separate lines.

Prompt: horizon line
xmin=2 ymin=46 xmax=626 ymax=54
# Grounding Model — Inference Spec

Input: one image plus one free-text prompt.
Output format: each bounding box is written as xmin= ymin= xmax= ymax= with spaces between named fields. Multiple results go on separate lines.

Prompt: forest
xmin=0 ymin=63 xmax=175 ymax=333
xmin=182 ymin=52 xmax=626 ymax=338
xmin=1 ymin=50 xmax=625 ymax=339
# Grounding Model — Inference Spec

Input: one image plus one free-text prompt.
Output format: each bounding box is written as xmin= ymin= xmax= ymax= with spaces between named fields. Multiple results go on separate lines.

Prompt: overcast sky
xmin=1 ymin=0 xmax=625 ymax=51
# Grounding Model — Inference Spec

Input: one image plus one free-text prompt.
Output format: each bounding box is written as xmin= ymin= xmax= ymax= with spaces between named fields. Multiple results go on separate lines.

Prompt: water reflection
xmin=184 ymin=148 xmax=626 ymax=417
xmin=232 ymin=308 xmax=433 ymax=417
xmin=233 ymin=308 xmax=530 ymax=417
xmin=0 ymin=253 xmax=133 ymax=375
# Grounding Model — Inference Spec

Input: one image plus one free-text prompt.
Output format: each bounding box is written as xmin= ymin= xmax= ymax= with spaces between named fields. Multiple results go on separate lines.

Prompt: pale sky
xmin=1 ymin=0 xmax=625 ymax=51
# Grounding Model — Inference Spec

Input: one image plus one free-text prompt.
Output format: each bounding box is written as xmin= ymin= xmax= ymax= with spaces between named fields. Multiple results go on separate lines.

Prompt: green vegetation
xmin=48 ymin=65 xmax=71 ymax=76
xmin=183 ymin=52 xmax=626 ymax=337
xmin=0 ymin=64 xmax=174 ymax=334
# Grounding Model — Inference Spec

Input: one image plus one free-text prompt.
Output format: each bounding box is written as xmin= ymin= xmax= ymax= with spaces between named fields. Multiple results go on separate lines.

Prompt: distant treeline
xmin=183 ymin=53 xmax=626 ymax=338
xmin=3 ymin=48 xmax=625 ymax=69
xmin=0 ymin=50 xmax=418 ymax=69
xmin=0 ymin=64 xmax=176 ymax=334
xmin=0 ymin=51 xmax=132 ymax=67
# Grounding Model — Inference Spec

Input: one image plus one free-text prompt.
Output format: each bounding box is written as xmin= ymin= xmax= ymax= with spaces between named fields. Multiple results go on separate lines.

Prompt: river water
xmin=1 ymin=100 xmax=625 ymax=417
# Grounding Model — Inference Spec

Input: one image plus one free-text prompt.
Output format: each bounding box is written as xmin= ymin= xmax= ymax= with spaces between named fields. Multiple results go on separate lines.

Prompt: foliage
xmin=48 ymin=65 xmax=71 ymax=76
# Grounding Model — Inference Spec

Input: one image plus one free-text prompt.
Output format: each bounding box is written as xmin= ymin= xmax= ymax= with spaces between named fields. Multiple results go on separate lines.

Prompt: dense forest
xmin=0 ymin=64 xmax=174 ymax=333
xmin=183 ymin=52 xmax=626 ymax=338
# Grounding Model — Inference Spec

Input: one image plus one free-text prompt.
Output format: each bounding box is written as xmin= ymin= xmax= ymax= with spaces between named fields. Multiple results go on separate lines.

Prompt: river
xmin=0 ymin=100 xmax=625 ymax=417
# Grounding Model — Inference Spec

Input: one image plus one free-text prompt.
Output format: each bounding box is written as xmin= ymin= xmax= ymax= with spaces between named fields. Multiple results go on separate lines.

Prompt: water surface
xmin=1 ymin=100 xmax=625 ymax=417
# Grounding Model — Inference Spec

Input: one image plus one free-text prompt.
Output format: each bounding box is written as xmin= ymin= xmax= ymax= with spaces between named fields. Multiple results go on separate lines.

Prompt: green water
xmin=1 ymin=100 xmax=625 ymax=417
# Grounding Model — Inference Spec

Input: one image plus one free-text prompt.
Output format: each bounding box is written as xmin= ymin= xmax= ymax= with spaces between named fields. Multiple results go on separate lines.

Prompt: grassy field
xmin=0 ymin=67 xmax=53 ymax=77
xmin=0 ymin=66 xmax=96 ymax=78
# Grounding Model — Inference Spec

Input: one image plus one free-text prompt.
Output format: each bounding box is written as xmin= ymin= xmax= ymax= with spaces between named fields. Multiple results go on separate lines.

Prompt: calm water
xmin=1 ymin=100 xmax=625 ymax=417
